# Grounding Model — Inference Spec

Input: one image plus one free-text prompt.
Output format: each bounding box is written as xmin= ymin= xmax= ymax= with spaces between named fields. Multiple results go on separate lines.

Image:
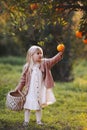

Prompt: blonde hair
xmin=26 ymin=45 xmax=43 ymax=73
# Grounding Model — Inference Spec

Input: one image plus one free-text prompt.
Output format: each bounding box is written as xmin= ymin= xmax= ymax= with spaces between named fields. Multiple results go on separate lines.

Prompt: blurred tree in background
xmin=0 ymin=0 xmax=87 ymax=81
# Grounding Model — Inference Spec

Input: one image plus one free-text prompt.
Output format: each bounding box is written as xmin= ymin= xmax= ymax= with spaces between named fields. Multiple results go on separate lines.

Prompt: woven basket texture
xmin=6 ymin=91 xmax=25 ymax=111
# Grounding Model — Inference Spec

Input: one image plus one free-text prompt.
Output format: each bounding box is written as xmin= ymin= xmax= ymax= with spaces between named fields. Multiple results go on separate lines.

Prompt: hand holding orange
xmin=57 ymin=43 xmax=65 ymax=52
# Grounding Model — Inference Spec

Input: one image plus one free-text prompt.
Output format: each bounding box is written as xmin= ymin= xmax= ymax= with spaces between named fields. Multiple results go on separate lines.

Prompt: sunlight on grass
xmin=75 ymin=77 xmax=87 ymax=85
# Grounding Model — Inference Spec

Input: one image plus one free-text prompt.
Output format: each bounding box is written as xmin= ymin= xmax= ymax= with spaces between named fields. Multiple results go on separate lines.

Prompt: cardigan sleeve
xmin=15 ymin=64 xmax=28 ymax=91
xmin=45 ymin=52 xmax=63 ymax=69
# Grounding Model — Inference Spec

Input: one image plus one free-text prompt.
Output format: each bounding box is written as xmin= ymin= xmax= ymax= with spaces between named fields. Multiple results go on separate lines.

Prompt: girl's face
xmin=32 ymin=50 xmax=43 ymax=63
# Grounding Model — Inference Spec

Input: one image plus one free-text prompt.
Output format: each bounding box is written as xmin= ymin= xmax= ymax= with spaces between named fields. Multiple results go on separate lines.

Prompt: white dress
xmin=24 ymin=64 xmax=56 ymax=110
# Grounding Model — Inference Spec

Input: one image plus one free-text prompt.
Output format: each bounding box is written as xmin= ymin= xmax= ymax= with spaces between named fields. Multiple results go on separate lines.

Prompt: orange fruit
xmin=55 ymin=4 xmax=64 ymax=12
xmin=83 ymin=39 xmax=87 ymax=44
xmin=76 ymin=31 xmax=82 ymax=38
xmin=57 ymin=44 xmax=65 ymax=52
xmin=55 ymin=8 xmax=64 ymax=12
xmin=30 ymin=3 xmax=38 ymax=10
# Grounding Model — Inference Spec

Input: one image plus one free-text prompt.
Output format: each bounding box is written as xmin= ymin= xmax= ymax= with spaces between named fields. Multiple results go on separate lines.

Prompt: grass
xmin=0 ymin=57 xmax=87 ymax=130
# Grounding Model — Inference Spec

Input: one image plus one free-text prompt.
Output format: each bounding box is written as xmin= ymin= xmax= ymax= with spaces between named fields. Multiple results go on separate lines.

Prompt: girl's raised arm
xmin=44 ymin=51 xmax=64 ymax=69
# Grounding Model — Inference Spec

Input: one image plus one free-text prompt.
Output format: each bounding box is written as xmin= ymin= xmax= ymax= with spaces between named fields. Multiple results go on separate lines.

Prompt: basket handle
xmin=18 ymin=90 xmax=26 ymax=101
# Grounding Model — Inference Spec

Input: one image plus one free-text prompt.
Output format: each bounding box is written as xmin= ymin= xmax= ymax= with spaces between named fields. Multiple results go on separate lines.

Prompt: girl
xmin=15 ymin=45 xmax=64 ymax=127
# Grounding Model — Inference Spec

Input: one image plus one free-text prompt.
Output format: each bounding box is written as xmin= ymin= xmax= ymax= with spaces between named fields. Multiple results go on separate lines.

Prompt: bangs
xmin=36 ymin=48 xmax=43 ymax=54
xmin=29 ymin=46 xmax=43 ymax=56
xmin=26 ymin=45 xmax=43 ymax=62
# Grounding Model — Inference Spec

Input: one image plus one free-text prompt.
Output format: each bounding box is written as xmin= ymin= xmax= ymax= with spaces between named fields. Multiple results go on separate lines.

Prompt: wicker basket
xmin=6 ymin=90 xmax=26 ymax=111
